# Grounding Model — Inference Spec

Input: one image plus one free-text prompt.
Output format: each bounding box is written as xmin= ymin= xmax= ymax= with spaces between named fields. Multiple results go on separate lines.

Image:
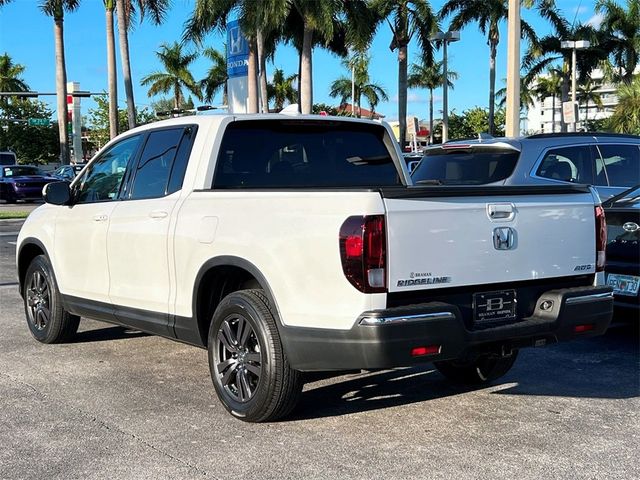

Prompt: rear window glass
xmin=411 ymin=148 xmax=519 ymax=185
xmin=212 ymin=120 xmax=401 ymax=188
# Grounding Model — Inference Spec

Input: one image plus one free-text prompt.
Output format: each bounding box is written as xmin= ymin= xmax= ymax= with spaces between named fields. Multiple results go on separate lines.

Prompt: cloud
xmin=586 ymin=12 xmax=604 ymax=28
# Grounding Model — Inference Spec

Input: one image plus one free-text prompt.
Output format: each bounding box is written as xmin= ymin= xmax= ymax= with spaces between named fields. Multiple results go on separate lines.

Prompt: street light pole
xmin=430 ymin=30 xmax=460 ymax=143
xmin=561 ymin=40 xmax=590 ymax=132
xmin=442 ymin=39 xmax=449 ymax=142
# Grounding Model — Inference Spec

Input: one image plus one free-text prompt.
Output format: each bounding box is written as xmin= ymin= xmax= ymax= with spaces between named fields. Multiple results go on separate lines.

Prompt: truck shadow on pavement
xmin=292 ymin=324 xmax=639 ymax=420
xmin=74 ymin=325 xmax=150 ymax=343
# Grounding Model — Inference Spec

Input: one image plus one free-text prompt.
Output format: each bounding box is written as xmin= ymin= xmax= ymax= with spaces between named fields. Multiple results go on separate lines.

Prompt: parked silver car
xmin=411 ymin=133 xmax=640 ymax=200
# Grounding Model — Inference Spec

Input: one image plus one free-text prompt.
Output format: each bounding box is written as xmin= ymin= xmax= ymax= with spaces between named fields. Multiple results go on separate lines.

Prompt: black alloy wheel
xmin=208 ymin=289 xmax=303 ymax=422
xmin=214 ymin=315 xmax=263 ymax=403
xmin=24 ymin=255 xmax=80 ymax=343
xmin=26 ymin=269 xmax=51 ymax=332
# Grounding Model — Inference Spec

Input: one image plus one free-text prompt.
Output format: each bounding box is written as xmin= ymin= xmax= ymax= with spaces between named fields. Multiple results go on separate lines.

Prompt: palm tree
xmin=578 ymin=78 xmax=604 ymax=125
xmin=496 ymin=77 xmax=537 ymax=110
xmin=200 ymin=47 xmax=228 ymax=105
xmin=607 ymin=75 xmax=640 ymax=134
xmin=267 ymin=68 xmax=297 ymax=111
xmin=104 ymin=0 xmax=118 ymax=139
xmin=372 ymin=0 xmax=437 ymax=146
xmin=534 ymin=69 xmax=563 ymax=133
xmin=524 ymin=3 xmax=613 ymax=131
xmin=595 ymin=0 xmax=640 ymax=84
xmin=40 ymin=0 xmax=79 ymax=165
xmin=408 ymin=59 xmax=457 ymax=144
xmin=439 ymin=0 xmax=539 ymax=135
xmin=185 ymin=0 xmax=287 ymax=114
xmin=141 ymin=42 xmax=201 ymax=109
xmin=329 ymin=53 xmax=388 ymax=118
xmin=116 ymin=0 xmax=170 ymax=129
xmin=0 ymin=53 xmax=29 ymax=109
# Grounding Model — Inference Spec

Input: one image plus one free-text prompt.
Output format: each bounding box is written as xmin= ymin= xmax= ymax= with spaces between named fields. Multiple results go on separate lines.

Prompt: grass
xmin=0 ymin=210 xmax=30 ymax=220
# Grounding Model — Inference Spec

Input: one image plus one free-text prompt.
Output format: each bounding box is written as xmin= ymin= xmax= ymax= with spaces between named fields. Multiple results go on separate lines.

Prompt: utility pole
xmin=430 ymin=30 xmax=460 ymax=143
xmin=505 ymin=0 xmax=521 ymax=137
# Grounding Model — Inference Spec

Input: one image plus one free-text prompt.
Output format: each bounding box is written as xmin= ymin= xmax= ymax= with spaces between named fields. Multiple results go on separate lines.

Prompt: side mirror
xmin=43 ymin=181 xmax=71 ymax=205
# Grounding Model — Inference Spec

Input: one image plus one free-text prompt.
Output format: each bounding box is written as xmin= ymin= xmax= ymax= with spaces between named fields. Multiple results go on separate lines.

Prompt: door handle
xmin=487 ymin=203 xmax=515 ymax=221
xmin=92 ymin=214 xmax=108 ymax=222
xmin=149 ymin=210 xmax=168 ymax=219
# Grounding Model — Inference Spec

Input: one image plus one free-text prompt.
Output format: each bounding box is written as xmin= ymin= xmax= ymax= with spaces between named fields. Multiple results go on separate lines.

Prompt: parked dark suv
xmin=413 ymin=133 xmax=639 ymax=200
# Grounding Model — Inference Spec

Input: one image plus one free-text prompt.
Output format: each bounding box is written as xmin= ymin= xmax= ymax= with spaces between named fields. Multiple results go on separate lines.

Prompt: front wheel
xmin=24 ymin=255 xmax=80 ymax=343
xmin=434 ymin=350 xmax=519 ymax=385
xmin=208 ymin=289 xmax=302 ymax=422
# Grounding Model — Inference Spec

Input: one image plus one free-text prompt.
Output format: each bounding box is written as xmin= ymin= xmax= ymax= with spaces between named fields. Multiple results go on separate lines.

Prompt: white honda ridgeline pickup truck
xmin=17 ymin=115 xmax=613 ymax=422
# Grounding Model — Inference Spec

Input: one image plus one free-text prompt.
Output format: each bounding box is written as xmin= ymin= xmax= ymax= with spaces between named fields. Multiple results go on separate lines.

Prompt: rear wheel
xmin=208 ymin=289 xmax=302 ymax=422
xmin=24 ymin=255 xmax=80 ymax=343
xmin=434 ymin=350 xmax=519 ymax=385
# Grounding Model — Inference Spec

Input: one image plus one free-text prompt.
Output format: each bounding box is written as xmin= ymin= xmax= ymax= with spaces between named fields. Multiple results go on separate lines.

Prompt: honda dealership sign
xmin=227 ymin=20 xmax=249 ymax=113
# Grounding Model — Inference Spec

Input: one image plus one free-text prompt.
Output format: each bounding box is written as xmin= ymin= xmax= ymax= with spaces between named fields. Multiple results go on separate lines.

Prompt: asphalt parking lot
xmin=0 ymin=215 xmax=638 ymax=480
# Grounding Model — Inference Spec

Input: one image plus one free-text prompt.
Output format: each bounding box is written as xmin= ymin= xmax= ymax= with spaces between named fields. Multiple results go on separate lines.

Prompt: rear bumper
xmin=282 ymin=285 xmax=614 ymax=371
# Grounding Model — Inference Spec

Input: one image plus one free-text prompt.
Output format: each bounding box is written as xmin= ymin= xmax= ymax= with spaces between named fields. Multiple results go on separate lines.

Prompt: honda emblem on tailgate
xmin=493 ymin=227 xmax=515 ymax=250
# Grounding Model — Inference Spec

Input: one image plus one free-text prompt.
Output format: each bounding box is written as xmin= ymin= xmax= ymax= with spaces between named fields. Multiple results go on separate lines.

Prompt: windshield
xmin=2 ymin=166 xmax=43 ymax=177
xmin=412 ymin=148 xmax=519 ymax=185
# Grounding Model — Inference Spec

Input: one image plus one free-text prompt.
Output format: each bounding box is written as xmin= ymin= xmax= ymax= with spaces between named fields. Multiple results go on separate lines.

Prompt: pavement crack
xmin=0 ymin=372 xmax=213 ymax=478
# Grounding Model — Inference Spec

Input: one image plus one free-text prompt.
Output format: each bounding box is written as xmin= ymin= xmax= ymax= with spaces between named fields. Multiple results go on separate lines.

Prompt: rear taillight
xmin=595 ymin=206 xmax=607 ymax=272
xmin=339 ymin=215 xmax=386 ymax=293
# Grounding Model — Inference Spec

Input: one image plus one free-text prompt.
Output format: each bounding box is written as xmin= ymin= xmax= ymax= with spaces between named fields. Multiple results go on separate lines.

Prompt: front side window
xmin=129 ymin=126 xmax=196 ymax=200
xmin=598 ymin=144 xmax=640 ymax=187
xmin=75 ymin=135 xmax=141 ymax=203
xmin=536 ymin=146 xmax=594 ymax=184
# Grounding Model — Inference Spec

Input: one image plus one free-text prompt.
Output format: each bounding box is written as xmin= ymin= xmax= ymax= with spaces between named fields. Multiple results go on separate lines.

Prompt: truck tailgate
xmin=382 ymin=186 xmax=597 ymax=293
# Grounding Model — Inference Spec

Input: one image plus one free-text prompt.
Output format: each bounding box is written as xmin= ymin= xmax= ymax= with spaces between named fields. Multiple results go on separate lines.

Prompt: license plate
xmin=473 ymin=290 xmax=517 ymax=324
xmin=607 ymin=274 xmax=640 ymax=297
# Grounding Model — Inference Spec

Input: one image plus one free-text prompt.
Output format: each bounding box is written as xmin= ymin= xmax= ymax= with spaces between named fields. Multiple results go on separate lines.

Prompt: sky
xmin=0 ymin=0 xmax=602 ymax=123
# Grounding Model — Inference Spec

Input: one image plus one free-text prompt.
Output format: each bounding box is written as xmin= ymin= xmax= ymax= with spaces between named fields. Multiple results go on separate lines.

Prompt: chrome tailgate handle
xmin=487 ymin=203 xmax=515 ymax=221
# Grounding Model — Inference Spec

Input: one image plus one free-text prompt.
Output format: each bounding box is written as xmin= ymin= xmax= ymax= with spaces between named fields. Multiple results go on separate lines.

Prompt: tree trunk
xmin=53 ymin=18 xmax=70 ymax=165
xmin=106 ymin=5 xmax=118 ymax=139
xmin=398 ymin=44 xmax=408 ymax=148
xmin=488 ymin=40 xmax=497 ymax=135
xmin=551 ymin=95 xmax=556 ymax=133
xmin=429 ymin=88 xmax=434 ymax=144
xmin=174 ymin=82 xmax=180 ymax=110
xmin=300 ymin=25 xmax=313 ymax=114
xmin=247 ymin=38 xmax=259 ymax=113
xmin=584 ymin=99 xmax=589 ymax=125
xmin=116 ymin=0 xmax=136 ymax=129
xmin=257 ymin=29 xmax=269 ymax=113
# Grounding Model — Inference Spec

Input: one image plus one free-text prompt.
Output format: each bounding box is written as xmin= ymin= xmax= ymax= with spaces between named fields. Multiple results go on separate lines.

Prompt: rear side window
xmin=536 ymin=146 xmax=595 ymax=184
xmin=411 ymin=148 xmax=519 ymax=185
xmin=598 ymin=144 xmax=640 ymax=187
xmin=0 ymin=152 xmax=16 ymax=165
xmin=212 ymin=120 xmax=401 ymax=188
xmin=129 ymin=126 xmax=196 ymax=200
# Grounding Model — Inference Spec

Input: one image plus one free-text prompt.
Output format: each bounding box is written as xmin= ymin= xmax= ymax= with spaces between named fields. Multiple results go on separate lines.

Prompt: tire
xmin=434 ymin=350 xmax=519 ymax=385
xmin=207 ymin=289 xmax=302 ymax=422
xmin=23 ymin=255 xmax=80 ymax=344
